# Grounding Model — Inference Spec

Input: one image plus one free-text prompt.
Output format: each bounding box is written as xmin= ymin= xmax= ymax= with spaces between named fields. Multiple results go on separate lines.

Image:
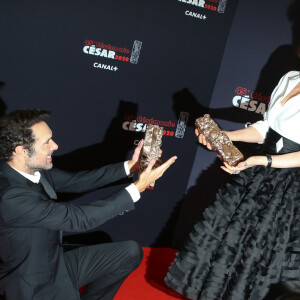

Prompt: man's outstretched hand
xmin=128 ymin=139 xmax=163 ymax=174
xmin=128 ymin=139 xmax=144 ymax=174
xmin=134 ymin=156 xmax=177 ymax=193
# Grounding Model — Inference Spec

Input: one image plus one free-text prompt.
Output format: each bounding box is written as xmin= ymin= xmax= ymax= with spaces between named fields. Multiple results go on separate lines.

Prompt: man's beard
xmin=26 ymin=149 xmax=53 ymax=173
xmin=27 ymin=161 xmax=53 ymax=173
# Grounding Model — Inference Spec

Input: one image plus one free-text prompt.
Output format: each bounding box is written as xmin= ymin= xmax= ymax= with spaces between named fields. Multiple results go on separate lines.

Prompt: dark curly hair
xmin=0 ymin=109 xmax=50 ymax=162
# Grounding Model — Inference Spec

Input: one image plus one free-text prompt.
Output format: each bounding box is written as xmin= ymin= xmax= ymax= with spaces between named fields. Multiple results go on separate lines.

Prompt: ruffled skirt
xmin=165 ymin=166 xmax=300 ymax=300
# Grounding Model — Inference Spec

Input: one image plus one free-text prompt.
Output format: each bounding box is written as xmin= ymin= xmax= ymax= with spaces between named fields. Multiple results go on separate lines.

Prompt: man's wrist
xmin=124 ymin=161 xmax=132 ymax=176
xmin=125 ymin=183 xmax=140 ymax=202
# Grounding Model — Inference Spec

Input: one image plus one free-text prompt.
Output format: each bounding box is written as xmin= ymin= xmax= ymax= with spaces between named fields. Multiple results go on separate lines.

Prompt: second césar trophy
xmin=139 ymin=124 xmax=163 ymax=190
xmin=195 ymin=114 xmax=244 ymax=166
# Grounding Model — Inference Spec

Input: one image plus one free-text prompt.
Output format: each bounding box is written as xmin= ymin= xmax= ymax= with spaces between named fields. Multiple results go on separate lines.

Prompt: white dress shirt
xmin=124 ymin=161 xmax=140 ymax=202
xmin=251 ymin=71 xmax=300 ymax=144
xmin=11 ymin=168 xmax=41 ymax=183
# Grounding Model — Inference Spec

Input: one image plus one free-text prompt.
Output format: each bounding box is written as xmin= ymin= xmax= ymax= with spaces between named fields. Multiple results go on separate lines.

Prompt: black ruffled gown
xmin=165 ymin=71 xmax=300 ymax=300
xmin=165 ymin=164 xmax=300 ymax=299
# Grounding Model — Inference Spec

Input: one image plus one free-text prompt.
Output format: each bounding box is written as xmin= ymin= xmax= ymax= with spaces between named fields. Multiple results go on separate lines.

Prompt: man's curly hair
xmin=0 ymin=109 xmax=50 ymax=161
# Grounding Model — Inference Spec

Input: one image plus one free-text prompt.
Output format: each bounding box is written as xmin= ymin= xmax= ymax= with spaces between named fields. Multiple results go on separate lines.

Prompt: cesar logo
xmin=83 ymin=45 xmax=116 ymax=59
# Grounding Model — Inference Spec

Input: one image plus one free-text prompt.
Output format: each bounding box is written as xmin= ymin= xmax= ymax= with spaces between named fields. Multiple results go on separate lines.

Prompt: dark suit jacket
xmin=0 ymin=161 xmax=135 ymax=300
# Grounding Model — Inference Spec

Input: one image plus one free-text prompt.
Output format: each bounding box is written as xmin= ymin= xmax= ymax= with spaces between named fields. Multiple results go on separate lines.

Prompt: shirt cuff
xmin=124 ymin=161 xmax=130 ymax=176
xmin=124 ymin=161 xmax=134 ymax=178
xmin=125 ymin=183 xmax=141 ymax=203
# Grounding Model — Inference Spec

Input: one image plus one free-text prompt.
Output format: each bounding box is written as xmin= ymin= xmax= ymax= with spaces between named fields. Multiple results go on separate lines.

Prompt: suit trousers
xmin=63 ymin=240 xmax=143 ymax=300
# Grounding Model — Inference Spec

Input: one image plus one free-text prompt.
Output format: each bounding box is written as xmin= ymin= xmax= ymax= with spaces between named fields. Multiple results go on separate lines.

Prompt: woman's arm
xmin=196 ymin=125 xmax=265 ymax=149
xmin=221 ymin=151 xmax=300 ymax=174
xmin=224 ymin=126 xmax=265 ymax=143
xmin=249 ymin=152 xmax=300 ymax=169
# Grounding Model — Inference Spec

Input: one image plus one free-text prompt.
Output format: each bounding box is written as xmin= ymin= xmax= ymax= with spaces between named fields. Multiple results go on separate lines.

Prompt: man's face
xmin=25 ymin=121 xmax=58 ymax=174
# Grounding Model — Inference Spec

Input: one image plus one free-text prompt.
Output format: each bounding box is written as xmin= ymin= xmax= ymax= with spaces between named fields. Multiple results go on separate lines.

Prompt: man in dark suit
xmin=0 ymin=109 xmax=177 ymax=300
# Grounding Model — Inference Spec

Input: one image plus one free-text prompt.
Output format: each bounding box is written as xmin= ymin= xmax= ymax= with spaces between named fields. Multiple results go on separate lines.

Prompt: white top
xmin=252 ymin=71 xmax=300 ymax=144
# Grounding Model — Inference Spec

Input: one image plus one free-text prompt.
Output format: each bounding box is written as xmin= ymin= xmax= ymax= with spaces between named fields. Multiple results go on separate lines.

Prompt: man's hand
xmin=128 ymin=140 xmax=144 ymax=174
xmin=134 ymin=156 xmax=177 ymax=193
xmin=128 ymin=139 xmax=163 ymax=174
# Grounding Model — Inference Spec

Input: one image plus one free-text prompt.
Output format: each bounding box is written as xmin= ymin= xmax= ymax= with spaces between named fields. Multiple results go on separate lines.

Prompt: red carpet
xmin=114 ymin=247 xmax=188 ymax=299
xmin=79 ymin=247 xmax=188 ymax=299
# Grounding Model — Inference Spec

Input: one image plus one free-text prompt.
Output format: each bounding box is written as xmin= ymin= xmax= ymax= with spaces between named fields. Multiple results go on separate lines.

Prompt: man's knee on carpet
xmin=124 ymin=240 xmax=143 ymax=269
xmin=109 ymin=240 xmax=143 ymax=277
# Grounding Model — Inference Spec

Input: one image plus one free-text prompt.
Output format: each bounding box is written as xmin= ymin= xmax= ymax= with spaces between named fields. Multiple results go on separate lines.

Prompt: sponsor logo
xmin=130 ymin=41 xmax=143 ymax=64
xmin=185 ymin=11 xmax=207 ymax=19
xmin=83 ymin=39 xmax=142 ymax=71
xmin=178 ymin=0 xmax=227 ymax=20
xmin=93 ymin=63 xmax=118 ymax=71
xmin=122 ymin=115 xmax=178 ymax=138
xmin=232 ymin=86 xmax=270 ymax=115
xmin=175 ymin=112 xmax=189 ymax=138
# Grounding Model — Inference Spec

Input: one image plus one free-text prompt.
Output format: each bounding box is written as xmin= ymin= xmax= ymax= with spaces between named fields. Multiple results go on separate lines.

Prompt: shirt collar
xmin=11 ymin=167 xmax=41 ymax=184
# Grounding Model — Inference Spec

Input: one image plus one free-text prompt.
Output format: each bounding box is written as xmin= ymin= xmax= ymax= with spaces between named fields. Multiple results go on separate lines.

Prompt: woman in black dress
xmin=165 ymin=71 xmax=300 ymax=300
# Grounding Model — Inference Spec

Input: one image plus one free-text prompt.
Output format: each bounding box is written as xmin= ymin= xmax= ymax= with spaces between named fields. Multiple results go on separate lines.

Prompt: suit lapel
xmin=39 ymin=175 xmax=57 ymax=199
xmin=0 ymin=161 xmax=57 ymax=199
xmin=40 ymin=172 xmax=62 ymax=246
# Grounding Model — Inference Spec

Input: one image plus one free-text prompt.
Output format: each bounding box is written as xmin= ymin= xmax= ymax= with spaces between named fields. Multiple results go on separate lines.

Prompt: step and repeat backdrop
xmin=0 ymin=0 xmax=238 ymax=246
xmin=2 ymin=0 xmax=298 ymax=248
xmin=173 ymin=0 xmax=300 ymax=248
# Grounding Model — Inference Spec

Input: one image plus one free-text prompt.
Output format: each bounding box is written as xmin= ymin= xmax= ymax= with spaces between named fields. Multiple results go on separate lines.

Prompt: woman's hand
xmin=195 ymin=128 xmax=212 ymax=150
xmin=220 ymin=157 xmax=258 ymax=175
